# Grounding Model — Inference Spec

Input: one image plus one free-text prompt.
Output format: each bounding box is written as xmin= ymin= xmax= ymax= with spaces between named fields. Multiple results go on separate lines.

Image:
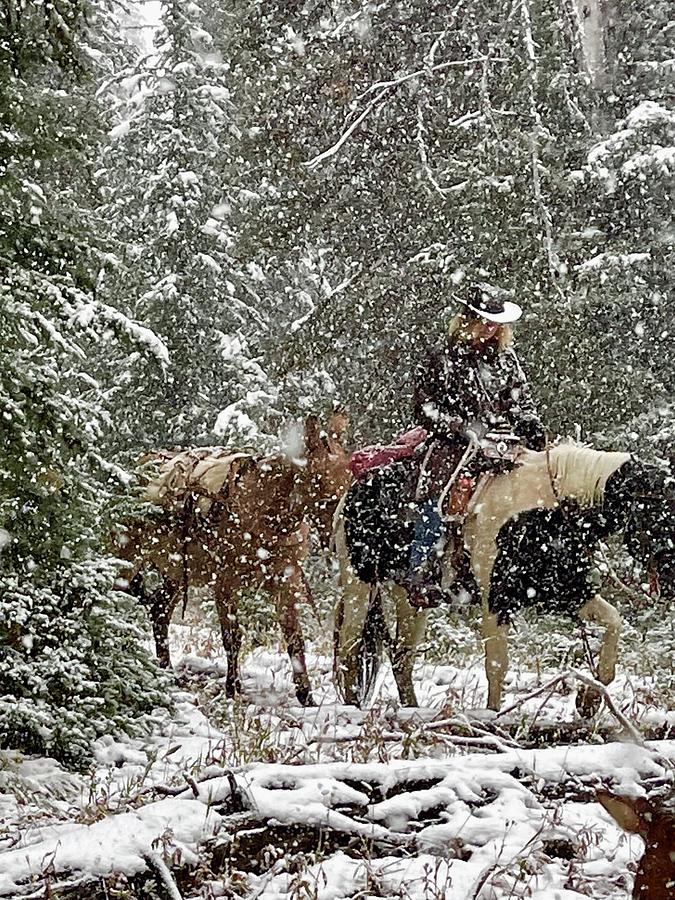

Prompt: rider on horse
xmin=407 ymin=282 xmax=547 ymax=607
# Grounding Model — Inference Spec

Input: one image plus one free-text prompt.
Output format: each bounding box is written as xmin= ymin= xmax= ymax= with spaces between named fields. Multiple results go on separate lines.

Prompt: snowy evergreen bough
xmin=0 ymin=0 xmax=169 ymax=765
xmin=215 ymin=1 xmax=673 ymax=448
xmin=98 ymin=0 xmax=279 ymax=452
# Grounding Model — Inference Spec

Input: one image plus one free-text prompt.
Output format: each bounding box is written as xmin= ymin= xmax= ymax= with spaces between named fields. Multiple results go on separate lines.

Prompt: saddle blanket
xmin=349 ymin=426 xmax=428 ymax=480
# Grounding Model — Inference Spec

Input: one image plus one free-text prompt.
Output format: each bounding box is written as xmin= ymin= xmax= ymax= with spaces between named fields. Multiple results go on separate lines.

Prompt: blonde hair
xmin=448 ymin=312 xmax=514 ymax=350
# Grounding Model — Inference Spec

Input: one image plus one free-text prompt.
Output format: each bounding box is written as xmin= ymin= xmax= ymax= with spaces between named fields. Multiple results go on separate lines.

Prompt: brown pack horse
xmin=114 ymin=413 xmax=352 ymax=706
xmin=597 ymin=786 xmax=675 ymax=900
xmin=334 ymin=443 xmax=674 ymax=711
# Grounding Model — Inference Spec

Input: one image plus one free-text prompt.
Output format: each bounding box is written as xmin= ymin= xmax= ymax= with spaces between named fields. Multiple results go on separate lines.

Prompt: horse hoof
xmin=576 ymin=685 xmax=602 ymax=719
xmin=224 ymin=679 xmax=241 ymax=700
xmin=399 ymin=693 xmax=419 ymax=707
xmin=338 ymin=688 xmax=362 ymax=708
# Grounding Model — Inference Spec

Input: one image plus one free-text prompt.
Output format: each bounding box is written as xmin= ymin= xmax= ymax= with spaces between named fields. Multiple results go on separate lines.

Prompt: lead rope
xmin=414 ymin=442 xmax=435 ymax=502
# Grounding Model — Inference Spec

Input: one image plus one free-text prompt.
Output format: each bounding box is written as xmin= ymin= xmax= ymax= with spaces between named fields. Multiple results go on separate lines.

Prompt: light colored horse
xmin=115 ymin=413 xmax=352 ymax=706
xmin=334 ymin=443 xmax=670 ymax=711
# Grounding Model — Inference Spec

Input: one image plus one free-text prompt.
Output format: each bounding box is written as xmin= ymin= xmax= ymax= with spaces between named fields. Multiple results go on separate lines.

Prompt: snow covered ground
xmin=1 ymin=617 xmax=674 ymax=899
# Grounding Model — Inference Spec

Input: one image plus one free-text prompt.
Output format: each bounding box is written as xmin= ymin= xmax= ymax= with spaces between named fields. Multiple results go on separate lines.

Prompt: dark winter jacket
xmin=413 ymin=338 xmax=546 ymax=451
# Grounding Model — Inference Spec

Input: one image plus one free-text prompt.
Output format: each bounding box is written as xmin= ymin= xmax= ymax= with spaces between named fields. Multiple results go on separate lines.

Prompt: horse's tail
xmin=333 ymin=581 xmax=388 ymax=706
xmin=333 ymin=507 xmax=389 ymax=706
xmin=359 ymin=584 xmax=388 ymax=705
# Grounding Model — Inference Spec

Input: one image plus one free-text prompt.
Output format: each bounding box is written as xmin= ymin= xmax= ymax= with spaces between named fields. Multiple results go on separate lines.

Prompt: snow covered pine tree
xmin=0 ymin=0 xmax=169 ymax=765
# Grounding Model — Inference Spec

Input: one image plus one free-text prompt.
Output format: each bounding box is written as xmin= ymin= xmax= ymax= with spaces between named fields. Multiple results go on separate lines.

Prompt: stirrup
xmin=407 ymin=584 xmax=446 ymax=610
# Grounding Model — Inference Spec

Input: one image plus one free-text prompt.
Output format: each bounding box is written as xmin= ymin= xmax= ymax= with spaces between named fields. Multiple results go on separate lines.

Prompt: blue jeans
xmin=409 ymin=498 xmax=444 ymax=581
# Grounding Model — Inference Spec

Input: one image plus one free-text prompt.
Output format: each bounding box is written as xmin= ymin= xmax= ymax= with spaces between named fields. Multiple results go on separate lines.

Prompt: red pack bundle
xmin=348 ymin=426 xmax=428 ymax=480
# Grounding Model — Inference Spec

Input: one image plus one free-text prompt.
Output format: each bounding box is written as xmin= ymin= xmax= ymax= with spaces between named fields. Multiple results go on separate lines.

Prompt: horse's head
xmin=299 ymin=411 xmax=352 ymax=547
xmin=624 ymin=463 xmax=675 ymax=599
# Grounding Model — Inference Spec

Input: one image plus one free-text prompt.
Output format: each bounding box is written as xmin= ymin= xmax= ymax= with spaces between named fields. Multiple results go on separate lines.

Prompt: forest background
xmin=0 ymin=0 xmax=673 ymax=762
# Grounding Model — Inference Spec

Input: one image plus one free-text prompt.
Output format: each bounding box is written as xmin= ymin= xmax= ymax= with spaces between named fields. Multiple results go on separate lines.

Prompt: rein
xmin=545 ymin=445 xmax=566 ymax=514
xmin=436 ymin=437 xmax=479 ymax=520
xmin=180 ymin=494 xmax=195 ymax=619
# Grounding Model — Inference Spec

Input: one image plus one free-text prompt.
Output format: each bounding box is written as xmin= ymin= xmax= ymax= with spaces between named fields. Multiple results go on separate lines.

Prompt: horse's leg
xmin=215 ymin=579 xmax=242 ymax=699
xmin=147 ymin=577 xmax=180 ymax=669
xmin=391 ymin=586 xmax=427 ymax=707
xmin=578 ymin=594 xmax=621 ymax=684
xmin=576 ymin=594 xmax=621 ymax=717
xmin=334 ymin=539 xmax=375 ymax=706
xmin=275 ymin=566 xmax=314 ymax=707
xmin=482 ymin=610 xmax=510 ymax=711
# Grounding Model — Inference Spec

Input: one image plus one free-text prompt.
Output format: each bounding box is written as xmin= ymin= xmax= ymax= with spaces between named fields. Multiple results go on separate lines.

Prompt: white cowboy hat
xmin=461 ymin=282 xmax=523 ymax=324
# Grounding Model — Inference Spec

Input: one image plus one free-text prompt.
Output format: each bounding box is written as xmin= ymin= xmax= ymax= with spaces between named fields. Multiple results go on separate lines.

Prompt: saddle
xmin=444 ymin=474 xmax=476 ymax=518
xmin=344 ymin=431 xmax=525 ymax=605
xmin=479 ymin=429 xmax=524 ymax=471
xmin=142 ymin=448 xmax=253 ymax=515
xmin=439 ymin=430 xmax=522 ymax=517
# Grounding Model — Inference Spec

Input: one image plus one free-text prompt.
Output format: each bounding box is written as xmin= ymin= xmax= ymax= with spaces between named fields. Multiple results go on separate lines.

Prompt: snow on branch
xmin=305 ymin=83 xmax=392 ymax=169
xmin=415 ymin=100 xmax=450 ymax=198
xmin=143 ymin=852 xmax=184 ymax=900
xmin=588 ymin=102 xmax=675 ymax=169
xmin=73 ymin=301 xmax=170 ymax=364
xmin=576 ymin=252 xmax=651 ymax=277
xmin=8 ymin=266 xmax=169 ymax=364
xmin=305 ymin=55 xmax=501 ymax=170
xmin=519 ymin=0 xmax=559 ymax=275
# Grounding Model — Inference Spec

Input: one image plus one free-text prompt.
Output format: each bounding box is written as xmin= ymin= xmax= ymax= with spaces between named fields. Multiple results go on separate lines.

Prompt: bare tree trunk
xmin=574 ymin=0 xmax=610 ymax=91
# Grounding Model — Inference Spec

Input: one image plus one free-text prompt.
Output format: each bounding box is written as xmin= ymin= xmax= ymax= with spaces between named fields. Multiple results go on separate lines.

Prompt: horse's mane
xmin=548 ymin=443 xmax=631 ymax=507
